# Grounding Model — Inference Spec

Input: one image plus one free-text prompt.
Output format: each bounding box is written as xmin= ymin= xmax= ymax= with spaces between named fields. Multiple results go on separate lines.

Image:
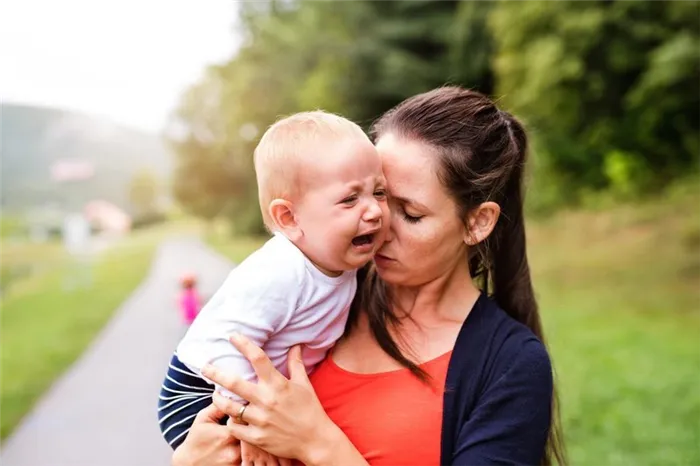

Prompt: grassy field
xmin=206 ymin=231 xmax=267 ymax=264
xmin=207 ymin=183 xmax=700 ymax=465
xmin=531 ymin=182 xmax=700 ymax=465
xmin=0 ymin=224 xmax=189 ymax=439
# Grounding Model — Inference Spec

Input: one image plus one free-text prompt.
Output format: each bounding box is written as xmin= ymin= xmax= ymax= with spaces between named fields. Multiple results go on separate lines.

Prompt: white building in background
xmin=62 ymin=213 xmax=91 ymax=255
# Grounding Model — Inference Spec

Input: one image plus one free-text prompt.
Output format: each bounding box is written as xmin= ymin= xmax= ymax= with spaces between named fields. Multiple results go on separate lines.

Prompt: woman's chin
xmin=373 ymin=258 xmax=399 ymax=279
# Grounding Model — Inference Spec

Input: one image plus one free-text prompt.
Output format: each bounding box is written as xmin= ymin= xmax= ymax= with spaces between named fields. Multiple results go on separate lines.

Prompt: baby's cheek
xmin=381 ymin=202 xmax=391 ymax=220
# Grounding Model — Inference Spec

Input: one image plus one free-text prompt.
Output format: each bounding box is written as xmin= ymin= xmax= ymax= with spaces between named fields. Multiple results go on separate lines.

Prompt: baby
xmin=158 ymin=111 xmax=389 ymax=461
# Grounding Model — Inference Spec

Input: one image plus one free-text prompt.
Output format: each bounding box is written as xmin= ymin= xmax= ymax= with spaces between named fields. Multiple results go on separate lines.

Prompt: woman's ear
xmin=269 ymin=199 xmax=302 ymax=241
xmin=464 ymin=201 xmax=501 ymax=246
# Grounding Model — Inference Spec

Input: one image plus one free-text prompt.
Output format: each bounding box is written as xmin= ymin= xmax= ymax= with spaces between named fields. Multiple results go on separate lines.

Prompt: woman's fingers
xmin=213 ymin=391 xmax=263 ymax=426
xmin=229 ymin=333 xmax=287 ymax=386
xmin=173 ymin=406 xmax=242 ymax=466
xmin=194 ymin=400 xmax=228 ymax=424
xmin=287 ymin=346 xmax=311 ymax=386
xmin=225 ymin=421 xmax=258 ymax=449
xmin=201 ymin=366 xmax=262 ymax=405
xmin=212 ymin=391 xmax=248 ymax=422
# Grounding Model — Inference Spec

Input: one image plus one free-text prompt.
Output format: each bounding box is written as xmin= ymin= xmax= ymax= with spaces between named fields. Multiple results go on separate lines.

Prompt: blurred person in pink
xmin=179 ymin=274 xmax=201 ymax=326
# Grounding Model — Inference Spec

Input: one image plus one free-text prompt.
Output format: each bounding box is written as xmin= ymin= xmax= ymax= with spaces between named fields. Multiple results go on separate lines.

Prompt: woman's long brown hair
xmin=348 ymin=86 xmax=567 ymax=465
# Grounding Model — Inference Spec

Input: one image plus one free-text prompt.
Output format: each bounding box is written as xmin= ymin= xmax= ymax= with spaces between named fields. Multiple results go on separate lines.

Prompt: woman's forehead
xmin=375 ymin=134 xmax=446 ymax=204
xmin=376 ymin=134 xmax=434 ymax=173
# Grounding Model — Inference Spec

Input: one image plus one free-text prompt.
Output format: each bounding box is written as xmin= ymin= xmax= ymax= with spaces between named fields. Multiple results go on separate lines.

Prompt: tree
xmin=128 ymin=169 xmax=159 ymax=219
xmin=170 ymin=0 xmax=699 ymax=229
xmin=490 ymin=0 xmax=700 ymax=203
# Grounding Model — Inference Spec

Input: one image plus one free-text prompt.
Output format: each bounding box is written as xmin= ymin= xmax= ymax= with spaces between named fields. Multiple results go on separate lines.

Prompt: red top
xmin=309 ymin=350 xmax=452 ymax=465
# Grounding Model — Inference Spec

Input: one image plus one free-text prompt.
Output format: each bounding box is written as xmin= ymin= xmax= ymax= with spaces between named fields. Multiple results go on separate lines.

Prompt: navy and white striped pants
xmin=157 ymin=353 xmax=223 ymax=449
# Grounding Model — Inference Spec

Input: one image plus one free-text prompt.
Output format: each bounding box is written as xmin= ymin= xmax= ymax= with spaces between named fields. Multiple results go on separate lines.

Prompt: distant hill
xmin=0 ymin=103 xmax=173 ymax=214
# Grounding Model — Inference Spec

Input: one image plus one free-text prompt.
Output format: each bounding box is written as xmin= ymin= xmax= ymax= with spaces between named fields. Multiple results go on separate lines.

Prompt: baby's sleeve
xmin=176 ymin=258 xmax=302 ymax=401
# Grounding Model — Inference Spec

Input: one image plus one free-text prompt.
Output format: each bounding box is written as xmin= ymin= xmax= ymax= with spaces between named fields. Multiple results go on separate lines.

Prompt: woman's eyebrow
xmin=392 ymin=194 xmax=431 ymax=211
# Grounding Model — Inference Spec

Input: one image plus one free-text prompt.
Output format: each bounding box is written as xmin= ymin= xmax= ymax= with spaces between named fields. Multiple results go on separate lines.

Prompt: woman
xmin=173 ymin=86 xmax=566 ymax=466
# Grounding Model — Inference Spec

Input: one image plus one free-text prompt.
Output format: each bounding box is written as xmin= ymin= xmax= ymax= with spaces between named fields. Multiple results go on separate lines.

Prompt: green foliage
xmin=0 ymin=216 xmax=26 ymax=239
xmin=170 ymin=0 xmax=700 ymax=233
xmin=603 ymin=150 xmax=652 ymax=198
xmin=168 ymin=0 xmax=494 ymax=232
xmin=128 ymin=169 xmax=160 ymax=219
xmin=491 ymin=1 xmax=700 ymax=207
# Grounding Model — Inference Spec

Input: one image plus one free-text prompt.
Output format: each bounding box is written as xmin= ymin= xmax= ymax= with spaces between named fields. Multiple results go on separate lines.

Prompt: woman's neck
xmin=389 ymin=260 xmax=480 ymax=324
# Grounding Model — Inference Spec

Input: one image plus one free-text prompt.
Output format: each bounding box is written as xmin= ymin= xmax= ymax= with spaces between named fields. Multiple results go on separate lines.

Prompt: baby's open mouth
xmin=352 ymin=234 xmax=374 ymax=247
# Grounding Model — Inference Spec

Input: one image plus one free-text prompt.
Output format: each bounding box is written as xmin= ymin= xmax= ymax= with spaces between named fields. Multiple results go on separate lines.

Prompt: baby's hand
xmin=241 ymin=441 xmax=291 ymax=466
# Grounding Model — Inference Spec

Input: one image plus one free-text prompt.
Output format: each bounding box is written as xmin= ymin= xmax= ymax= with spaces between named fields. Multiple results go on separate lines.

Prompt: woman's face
xmin=373 ymin=133 xmax=468 ymax=287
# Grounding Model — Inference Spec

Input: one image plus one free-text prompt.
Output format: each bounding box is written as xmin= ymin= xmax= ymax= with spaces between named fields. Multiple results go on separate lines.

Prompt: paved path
xmin=1 ymin=237 xmax=233 ymax=466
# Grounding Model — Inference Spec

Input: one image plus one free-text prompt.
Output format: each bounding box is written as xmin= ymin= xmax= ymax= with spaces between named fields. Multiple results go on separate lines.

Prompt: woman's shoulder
xmin=441 ymin=296 xmax=553 ymax=466
xmin=448 ymin=293 xmax=552 ymax=391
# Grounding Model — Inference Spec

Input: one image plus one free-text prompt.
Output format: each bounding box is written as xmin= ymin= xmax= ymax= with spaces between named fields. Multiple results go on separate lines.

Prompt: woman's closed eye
xmin=402 ymin=208 xmax=424 ymax=223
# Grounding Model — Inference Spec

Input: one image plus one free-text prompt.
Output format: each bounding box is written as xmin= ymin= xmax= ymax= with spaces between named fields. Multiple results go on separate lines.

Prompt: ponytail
xmin=486 ymin=114 xmax=567 ymax=466
xmin=489 ymin=114 xmax=543 ymax=335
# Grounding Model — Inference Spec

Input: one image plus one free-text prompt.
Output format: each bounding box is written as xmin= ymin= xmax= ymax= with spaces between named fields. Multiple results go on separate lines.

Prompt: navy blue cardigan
xmin=159 ymin=293 xmax=552 ymax=464
xmin=441 ymin=293 xmax=552 ymax=465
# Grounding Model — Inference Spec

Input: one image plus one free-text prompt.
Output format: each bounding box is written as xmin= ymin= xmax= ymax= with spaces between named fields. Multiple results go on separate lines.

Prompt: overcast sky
xmin=1 ymin=0 xmax=240 ymax=132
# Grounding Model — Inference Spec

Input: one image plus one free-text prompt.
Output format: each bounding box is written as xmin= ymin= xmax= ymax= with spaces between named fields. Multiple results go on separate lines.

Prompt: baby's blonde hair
xmin=254 ymin=110 xmax=369 ymax=231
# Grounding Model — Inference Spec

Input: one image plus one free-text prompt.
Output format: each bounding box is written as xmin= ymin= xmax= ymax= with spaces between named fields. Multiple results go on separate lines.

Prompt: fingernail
xmin=230 ymin=332 xmax=242 ymax=342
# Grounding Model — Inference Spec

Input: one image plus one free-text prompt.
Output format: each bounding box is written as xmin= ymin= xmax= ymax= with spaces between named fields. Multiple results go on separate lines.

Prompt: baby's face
xmin=294 ymin=137 xmax=390 ymax=275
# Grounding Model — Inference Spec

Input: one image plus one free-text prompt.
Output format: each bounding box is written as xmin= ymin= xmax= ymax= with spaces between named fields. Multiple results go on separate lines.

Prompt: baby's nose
xmin=363 ymin=200 xmax=382 ymax=221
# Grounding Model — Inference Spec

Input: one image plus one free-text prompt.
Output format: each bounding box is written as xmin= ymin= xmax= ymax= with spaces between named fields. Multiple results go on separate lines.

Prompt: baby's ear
xmin=269 ymin=199 xmax=300 ymax=239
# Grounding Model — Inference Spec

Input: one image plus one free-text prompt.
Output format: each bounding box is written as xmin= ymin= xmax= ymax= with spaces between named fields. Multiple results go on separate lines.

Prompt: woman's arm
xmin=451 ymin=339 xmax=553 ymax=465
xmin=202 ymin=333 xmax=369 ymax=466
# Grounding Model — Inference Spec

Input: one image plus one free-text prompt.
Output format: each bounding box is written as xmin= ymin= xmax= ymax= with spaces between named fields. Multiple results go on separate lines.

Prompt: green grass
xmin=530 ymin=183 xmax=700 ymax=465
xmin=0 ymin=224 xmax=183 ymax=439
xmin=0 ymin=240 xmax=68 ymax=294
xmin=0 ymin=215 xmax=26 ymax=239
xmin=205 ymin=229 xmax=268 ymax=264
xmin=207 ymin=183 xmax=700 ymax=465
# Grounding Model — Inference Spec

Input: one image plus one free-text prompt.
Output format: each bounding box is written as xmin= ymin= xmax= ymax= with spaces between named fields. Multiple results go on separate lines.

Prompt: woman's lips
xmin=374 ymin=253 xmax=394 ymax=266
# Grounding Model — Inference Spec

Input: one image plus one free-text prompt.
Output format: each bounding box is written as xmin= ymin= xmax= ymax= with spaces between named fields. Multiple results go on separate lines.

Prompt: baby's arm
xmin=176 ymin=263 xmax=300 ymax=400
xmin=174 ymin=261 xmax=300 ymax=463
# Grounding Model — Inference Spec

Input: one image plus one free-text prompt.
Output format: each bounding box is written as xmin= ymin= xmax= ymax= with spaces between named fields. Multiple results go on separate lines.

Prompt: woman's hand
xmin=171 ymin=403 xmax=241 ymax=466
xmin=202 ymin=333 xmax=361 ymax=466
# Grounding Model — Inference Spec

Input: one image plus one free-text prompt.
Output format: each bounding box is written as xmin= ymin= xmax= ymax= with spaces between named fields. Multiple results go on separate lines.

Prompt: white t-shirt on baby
xmin=176 ymin=233 xmax=356 ymax=401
